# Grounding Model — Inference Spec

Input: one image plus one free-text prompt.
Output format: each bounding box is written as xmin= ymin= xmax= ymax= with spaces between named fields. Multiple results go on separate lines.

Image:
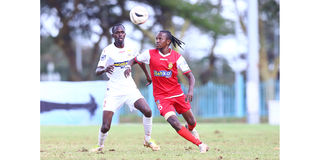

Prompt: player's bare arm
xmin=124 ymin=58 xmax=152 ymax=85
xmin=96 ymin=65 xmax=114 ymax=76
xmin=138 ymin=63 xmax=152 ymax=86
xmin=184 ymin=72 xmax=195 ymax=102
xmin=124 ymin=58 xmax=137 ymax=78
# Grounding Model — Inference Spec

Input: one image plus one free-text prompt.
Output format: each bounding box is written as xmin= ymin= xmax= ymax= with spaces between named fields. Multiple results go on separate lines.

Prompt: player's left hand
xmin=146 ymin=76 xmax=152 ymax=86
xmin=185 ymin=92 xmax=193 ymax=102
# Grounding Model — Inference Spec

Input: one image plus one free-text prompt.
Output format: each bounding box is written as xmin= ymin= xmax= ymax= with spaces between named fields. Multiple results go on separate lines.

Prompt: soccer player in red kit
xmin=125 ymin=30 xmax=209 ymax=153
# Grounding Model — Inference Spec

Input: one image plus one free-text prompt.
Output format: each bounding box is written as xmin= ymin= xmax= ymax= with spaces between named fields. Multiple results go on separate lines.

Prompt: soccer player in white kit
xmin=91 ymin=24 xmax=160 ymax=152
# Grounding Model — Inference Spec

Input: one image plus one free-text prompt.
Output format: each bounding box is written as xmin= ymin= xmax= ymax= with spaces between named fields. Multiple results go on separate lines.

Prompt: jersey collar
xmin=158 ymin=49 xmax=172 ymax=57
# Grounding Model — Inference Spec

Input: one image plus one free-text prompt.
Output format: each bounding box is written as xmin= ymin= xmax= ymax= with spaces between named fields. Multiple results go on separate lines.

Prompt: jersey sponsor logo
xmin=114 ymin=61 xmax=128 ymax=68
xmin=153 ymin=70 xmax=172 ymax=78
xmin=168 ymin=62 xmax=173 ymax=69
xmin=160 ymin=58 xmax=168 ymax=61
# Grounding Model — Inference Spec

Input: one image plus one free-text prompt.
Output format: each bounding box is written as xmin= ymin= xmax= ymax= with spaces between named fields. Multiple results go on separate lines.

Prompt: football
xmin=129 ymin=6 xmax=149 ymax=25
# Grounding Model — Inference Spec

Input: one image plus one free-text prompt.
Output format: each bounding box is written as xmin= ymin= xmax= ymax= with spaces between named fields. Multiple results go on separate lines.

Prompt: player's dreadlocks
xmin=111 ymin=23 xmax=125 ymax=33
xmin=160 ymin=30 xmax=185 ymax=50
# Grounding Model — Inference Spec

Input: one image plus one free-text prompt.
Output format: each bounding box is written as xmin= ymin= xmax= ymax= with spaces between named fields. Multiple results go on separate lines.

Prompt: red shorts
xmin=155 ymin=95 xmax=191 ymax=117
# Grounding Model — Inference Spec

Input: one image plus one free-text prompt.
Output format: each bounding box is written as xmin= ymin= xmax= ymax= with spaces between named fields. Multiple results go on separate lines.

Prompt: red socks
xmin=177 ymin=126 xmax=201 ymax=146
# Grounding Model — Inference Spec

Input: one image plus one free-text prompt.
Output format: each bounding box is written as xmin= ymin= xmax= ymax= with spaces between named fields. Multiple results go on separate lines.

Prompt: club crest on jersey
xmin=155 ymin=100 xmax=162 ymax=110
xmin=114 ymin=61 xmax=128 ymax=68
xmin=168 ymin=62 xmax=173 ymax=69
xmin=100 ymin=55 xmax=106 ymax=61
xmin=154 ymin=70 xmax=172 ymax=78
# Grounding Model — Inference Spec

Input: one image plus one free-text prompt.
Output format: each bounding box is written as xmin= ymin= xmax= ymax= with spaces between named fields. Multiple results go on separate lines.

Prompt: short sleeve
xmin=97 ymin=49 xmax=111 ymax=67
xmin=177 ymin=56 xmax=191 ymax=74
xmin=132 ymin=47 xmax=139 ymax=57
xmin=136 ymin=50 xmax=150 ymax=64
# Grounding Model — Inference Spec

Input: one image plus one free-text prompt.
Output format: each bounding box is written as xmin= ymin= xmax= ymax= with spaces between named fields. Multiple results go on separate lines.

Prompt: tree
xmin=233 ymin=0 xmax=279 ymax=100
xmin=41 ymin=0 xmax=234 ymax=83
xmin=132 ymin=0 xmax=235 ymax=85
xmin=41 ymin=0 xmax=130 ymax=81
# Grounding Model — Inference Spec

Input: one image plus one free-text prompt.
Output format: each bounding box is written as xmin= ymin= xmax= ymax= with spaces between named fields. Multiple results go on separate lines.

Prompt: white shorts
xmin=102 ymin=88 xmax=144 ymax=112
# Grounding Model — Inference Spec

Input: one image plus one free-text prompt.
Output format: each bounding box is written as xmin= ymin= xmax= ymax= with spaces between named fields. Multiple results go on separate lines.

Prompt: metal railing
xmin=119 ymin=80 xmax=280 ymax=118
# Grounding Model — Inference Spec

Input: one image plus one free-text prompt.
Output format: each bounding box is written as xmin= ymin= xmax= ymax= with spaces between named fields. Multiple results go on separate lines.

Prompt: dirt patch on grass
xmin=78 ymin=147 xmax=88 ymax=152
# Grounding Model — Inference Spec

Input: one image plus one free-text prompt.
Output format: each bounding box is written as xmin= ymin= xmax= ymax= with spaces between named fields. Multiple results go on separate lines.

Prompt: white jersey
xmin=97 ymin=42 xmax=139 ymax=96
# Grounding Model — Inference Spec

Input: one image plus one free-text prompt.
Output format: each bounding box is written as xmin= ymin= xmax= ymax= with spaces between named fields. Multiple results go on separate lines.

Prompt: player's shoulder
xmin=171 ymin=49 xmax=182 ymax=59
xmin=124 ymin=42 xmax=139 ymax=53
xmin=148 ymin=48 xmax=158 ymax=55
xmin=101 ymin=44 xmax=115 ymax=54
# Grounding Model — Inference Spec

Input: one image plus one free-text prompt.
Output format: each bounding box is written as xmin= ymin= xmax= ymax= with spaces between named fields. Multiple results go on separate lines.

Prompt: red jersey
xmin=135 ymin=49 xmax=191 ymax=99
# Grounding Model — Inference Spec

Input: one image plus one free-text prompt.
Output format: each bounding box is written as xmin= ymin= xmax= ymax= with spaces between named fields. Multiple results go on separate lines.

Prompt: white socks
xmin=97 ymin=116 xmax=152 ymax=146
xmin=143 ymin=116 xmax=152 ymax=142
xmin=98 ymin=131 xmax=108 ymax=147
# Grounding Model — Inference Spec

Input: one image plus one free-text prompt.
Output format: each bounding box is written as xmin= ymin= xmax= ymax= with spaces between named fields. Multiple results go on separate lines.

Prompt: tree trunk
xmin=62 ymin=43 xmax=83 ymax=81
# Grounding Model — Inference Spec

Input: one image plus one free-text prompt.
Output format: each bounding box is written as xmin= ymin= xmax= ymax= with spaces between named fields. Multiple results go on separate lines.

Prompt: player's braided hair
xmin=111 ymin=23 xmax=125 ymax=33
xmin=160 ymin=30 xmax=185 ymax=50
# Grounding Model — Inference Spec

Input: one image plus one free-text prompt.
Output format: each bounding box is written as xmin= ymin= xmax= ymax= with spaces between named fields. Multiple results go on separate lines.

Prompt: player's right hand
xmin=124 ymin=68 xmax=131 ymax=78
xmin=105 ymin=65 xmax=114 ymax=74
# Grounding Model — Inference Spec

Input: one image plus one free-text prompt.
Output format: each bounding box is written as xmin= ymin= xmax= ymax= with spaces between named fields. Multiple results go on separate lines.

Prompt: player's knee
xmin=101 ymin=124 xmax=110 ymax=133
xmin=143 ymin=108 xmax=152 ymax=117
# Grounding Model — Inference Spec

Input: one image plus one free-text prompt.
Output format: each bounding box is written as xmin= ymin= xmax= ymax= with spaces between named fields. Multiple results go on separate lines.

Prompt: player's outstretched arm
xmin=184 ymin=72 xmax=195 ymax=102
xmin=138 ymin=63 xmax=152 ymax=86
xmin=127 ymin=58 xmax=138 ymax=66
xmin=124 ymin=58 xmax=138 ymax=78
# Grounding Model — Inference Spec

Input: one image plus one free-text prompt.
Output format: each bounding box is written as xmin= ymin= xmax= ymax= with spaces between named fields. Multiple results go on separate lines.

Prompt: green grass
xmin=40 ymin=123 xmax=279 ymax=160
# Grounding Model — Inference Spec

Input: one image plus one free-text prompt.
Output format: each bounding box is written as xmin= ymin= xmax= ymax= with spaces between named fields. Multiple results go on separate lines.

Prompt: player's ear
xmin=166 ymin=39 xmax=171 ymax=45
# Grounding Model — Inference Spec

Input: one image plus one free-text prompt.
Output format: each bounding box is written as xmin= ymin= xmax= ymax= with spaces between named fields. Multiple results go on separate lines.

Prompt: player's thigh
xmin=133 ymin=98 xmax=151 ymax=115
xmin=174 ymin=95 xmax=192 ymax=114
xmin=124 ymin=89 xmax=144 ymax=112
xmin=155 ymin=98 xmax=175 ymax=118
xmin=103 ymin=95 xmax=125 ymax=112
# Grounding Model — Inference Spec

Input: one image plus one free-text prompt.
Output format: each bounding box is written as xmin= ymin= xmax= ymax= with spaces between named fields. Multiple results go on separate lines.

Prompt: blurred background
xmin=40 ymin=0 xmax=279 ymax=125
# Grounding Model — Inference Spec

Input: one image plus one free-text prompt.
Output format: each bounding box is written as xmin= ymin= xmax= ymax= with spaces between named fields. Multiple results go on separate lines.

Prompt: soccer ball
xmin=129 ymin=6 xmax=149 ymax=25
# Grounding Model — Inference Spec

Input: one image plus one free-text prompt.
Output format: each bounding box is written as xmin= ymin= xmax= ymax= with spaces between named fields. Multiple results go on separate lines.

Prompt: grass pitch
xmin=40 ymin=123 xmax=279 ymax=160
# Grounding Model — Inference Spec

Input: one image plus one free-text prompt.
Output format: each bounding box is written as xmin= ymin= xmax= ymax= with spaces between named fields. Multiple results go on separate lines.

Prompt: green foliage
xmin=147 ymin=0 xmax=234 ymax=35
xmin=40 ymin=36 xmax=70 ymax=80
xmin=41 ymin=0 xmax=236 ymax=81
xmin=259 ymin=0 xmax=279 ymax=23
xmin=40 ymin=124 xmax=279 ymax=160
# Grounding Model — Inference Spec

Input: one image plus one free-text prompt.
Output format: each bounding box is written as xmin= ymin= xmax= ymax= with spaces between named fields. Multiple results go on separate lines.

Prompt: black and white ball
xmin=129 ymin=6 xmax=149 ymax=25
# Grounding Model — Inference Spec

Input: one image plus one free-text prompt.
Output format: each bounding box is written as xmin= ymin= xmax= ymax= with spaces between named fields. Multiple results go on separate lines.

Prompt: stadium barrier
xmin=121 ymin=80 xmax=280 ymax=119
xmin=40 ymin=81 xmax=120 ymax=125
xmin=40 ymin=80 xmax=279 ymax=125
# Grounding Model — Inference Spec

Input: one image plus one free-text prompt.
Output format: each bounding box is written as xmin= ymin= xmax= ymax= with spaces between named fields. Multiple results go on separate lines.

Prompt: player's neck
xmin=114 ymin=42 xmax=124 ymax=48
xmin=159 ymin=48 xmax=170 ymax=55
